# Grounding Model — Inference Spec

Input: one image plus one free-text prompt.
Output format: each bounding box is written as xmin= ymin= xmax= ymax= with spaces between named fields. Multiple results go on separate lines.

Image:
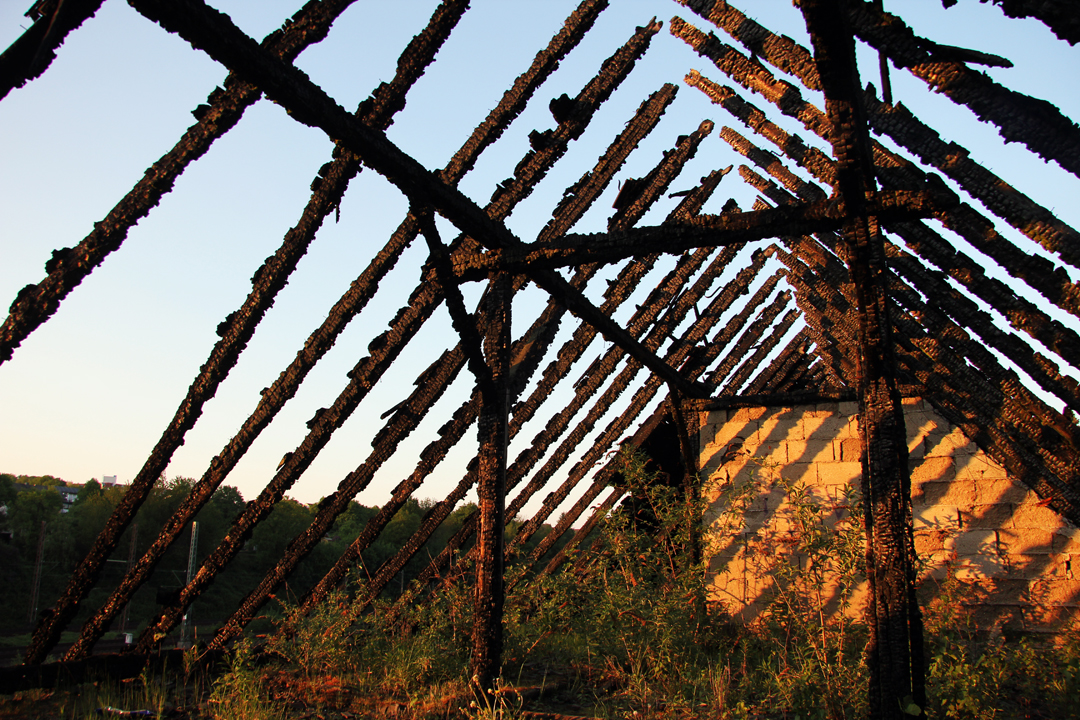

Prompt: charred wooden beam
xmin=801 ymin=3 xmax=923 ymax=716
xmin=670 ymin=16 xmax=830 ymax=137
xmin=706 ymin=272 xmax=784 ymax=386
xmin=419 ymin=208 xmax=496 ymax=397
xmin=847 ymin=0 xmax=1080 ymax=179
xmin=0 ymin=0 xmax=105 ymax=101
xmin=56 ymin=0 xmax=472 ymax=664
xmin=712 ymin=287 xmax=791 ymax=390
xmin=722 ymin=307 xmax=801 ymax=395
xmin=674 ymin=0 xmax=823 ymax=90
xmin=743 ymin=327 xmax=811 ymax=396
xmin=973 ymin=0 xmax=1080 ymax=45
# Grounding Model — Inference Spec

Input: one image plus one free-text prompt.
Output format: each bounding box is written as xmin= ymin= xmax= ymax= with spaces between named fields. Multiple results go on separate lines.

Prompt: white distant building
xmin=102 ymin=475 xmax=117 ymax=486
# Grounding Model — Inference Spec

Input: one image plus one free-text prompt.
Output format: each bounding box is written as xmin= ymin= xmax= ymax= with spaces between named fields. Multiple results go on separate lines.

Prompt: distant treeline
xmin=0 ymin=473 xmax=565 ymax=640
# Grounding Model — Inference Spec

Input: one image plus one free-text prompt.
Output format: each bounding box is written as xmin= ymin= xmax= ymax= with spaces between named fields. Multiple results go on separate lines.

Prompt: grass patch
xmin=1 ymin=449 xmax=1076 ymax=718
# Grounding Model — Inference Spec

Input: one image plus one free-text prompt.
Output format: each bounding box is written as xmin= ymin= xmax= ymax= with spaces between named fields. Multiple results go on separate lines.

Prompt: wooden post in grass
xmin=800 ymin=1 xmax=924 ymax=716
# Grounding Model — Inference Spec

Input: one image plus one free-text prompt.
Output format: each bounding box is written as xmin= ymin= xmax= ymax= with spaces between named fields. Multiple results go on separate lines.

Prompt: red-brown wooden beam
xmin=801 ymin=1 xmax=924 ymax=717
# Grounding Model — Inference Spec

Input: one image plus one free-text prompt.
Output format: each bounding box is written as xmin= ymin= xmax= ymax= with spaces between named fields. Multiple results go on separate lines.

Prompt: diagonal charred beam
xmin=801 ymin=3 xmax=923 ymax=716
xmin=216 ymin=80 xmax=684 ymax=643
xmin=0 ymin=0 xmax=105 ymax=101
xmin=975 ymin=0 xmax=1080 ymax=45
xmin=55 ymin=0 xmax=472 ymax=664
xmin=306 ymin=138 xmax=724 ymax=626
xmin=418 ymin=208 xmax=496 ymax=398
xmin=536 ymin=406 xmax=671 ymax=581
xmin=128 ymin=0 xmax=707 ymax=398
xmin=549 ymin=486 xmax=623 ymax=579
xmin=706 ymin=270 xmax=784 ymax=386
xmin=711 ymin=286 xmax=791 ymax=390
xmin=847 ymin=0 xmax=1080 ymax=179
xmin=743 ymin=328 xmax=812 ymax=396
xmin=675 ymin=0 xmax=823 ymax=89
xmin=1 ymin=0 xmax=362 ymax=366
xmin=721 ymin=307 xmax=802 ymax=395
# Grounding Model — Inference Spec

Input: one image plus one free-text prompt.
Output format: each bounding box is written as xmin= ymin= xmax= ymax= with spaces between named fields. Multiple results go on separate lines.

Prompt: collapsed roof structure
xmin=1 ymin=0 xmax=1078 ymax=716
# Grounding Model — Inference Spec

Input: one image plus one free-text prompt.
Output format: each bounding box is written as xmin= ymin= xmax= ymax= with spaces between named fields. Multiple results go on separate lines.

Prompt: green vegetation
xmin=1 ymin=453 xmax=1077 ymax=718
xmin=0 ymin=472 xmax=551 ymax=646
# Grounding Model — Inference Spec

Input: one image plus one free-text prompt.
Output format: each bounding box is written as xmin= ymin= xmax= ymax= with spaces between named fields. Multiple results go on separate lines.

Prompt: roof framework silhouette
xmin=2 ymin=0 xmax=1078 ymax=710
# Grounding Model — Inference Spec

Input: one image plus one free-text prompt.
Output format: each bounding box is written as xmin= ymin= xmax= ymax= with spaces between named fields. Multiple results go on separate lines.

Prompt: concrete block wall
xmin=699 ymin=398 xmax=1080 ymax=633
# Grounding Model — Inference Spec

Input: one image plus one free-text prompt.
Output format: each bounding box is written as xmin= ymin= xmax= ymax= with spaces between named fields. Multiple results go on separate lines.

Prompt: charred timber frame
xmin=53 ymin=0 xmax=476 ymax=664
xmin=673 ymin=14 xmax=1080 ymax=328
xmin=211 ymin=81 xmax=691 ymax=647
xmin=126 ymin=8 xmax=661 ymax=655
xmin=317 ymin=137 xmax=726 ymax=627
xmin=801 ymin=2 xmax=924 ymax=717
xmin=127 ymin=0 xmax=710 ymax=400
xmin=31 ymin=0 xmax=470 ymax=669
xmin=448 ymin=188 xmax=948 ymax=277
xmin=710 ymin=77 xmax=1080 ymax=522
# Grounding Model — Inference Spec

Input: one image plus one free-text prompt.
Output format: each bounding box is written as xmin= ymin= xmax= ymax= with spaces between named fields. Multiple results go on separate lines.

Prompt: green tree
xmin=10 ymin=486 xmax=62 ymax=546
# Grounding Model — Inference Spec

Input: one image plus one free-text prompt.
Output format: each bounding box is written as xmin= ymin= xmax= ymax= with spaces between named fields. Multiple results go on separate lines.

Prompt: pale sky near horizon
xmin=1 ymin=0 xmax=1078 ymax=517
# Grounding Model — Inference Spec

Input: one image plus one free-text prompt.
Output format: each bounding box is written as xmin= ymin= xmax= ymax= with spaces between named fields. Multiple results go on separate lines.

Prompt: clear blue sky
xmin=1 ymin=0 xmax=1077 ymax=515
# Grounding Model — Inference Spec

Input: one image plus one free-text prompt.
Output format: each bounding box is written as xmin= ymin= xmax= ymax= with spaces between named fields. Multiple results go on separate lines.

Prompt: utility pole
xmin=27 ymin=520 xmax=46 ymax=627
xmin=179 ymin=521 xmax=198 ymax=648
xmin=118 ymin=524 xmax=138 ymax=641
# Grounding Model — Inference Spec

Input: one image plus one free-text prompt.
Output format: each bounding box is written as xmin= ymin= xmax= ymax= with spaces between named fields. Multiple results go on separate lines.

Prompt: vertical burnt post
xmin=800 ymin=1 xmax=923 ymax=717
xmin=471 ymin=272 xmax=511 ymax=690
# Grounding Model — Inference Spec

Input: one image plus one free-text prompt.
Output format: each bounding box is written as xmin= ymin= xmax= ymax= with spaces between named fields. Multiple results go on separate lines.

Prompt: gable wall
xmin=698 ymin=398 xmax=1080 ymax=633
